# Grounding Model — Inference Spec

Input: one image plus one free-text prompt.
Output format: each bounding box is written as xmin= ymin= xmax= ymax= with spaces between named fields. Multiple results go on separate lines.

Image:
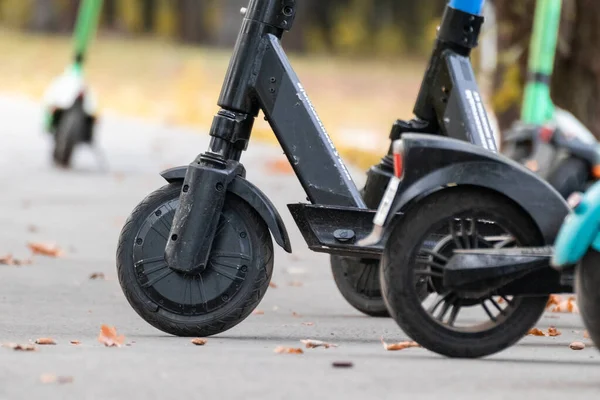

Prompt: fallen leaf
xmin=381 ymin=337 xmax=421 ymax=351
xmin=570 ymin=341 xmax=586 ymax=350
xmin=301 ymin=339 xmax=338 ymax=349
xmin=550 ymin=297 xmax=579 ymax=313
xmin=0 ymin=254 xmax=32 ymax=266
xmin=546 ymin=294 xmax=563 ymax=309
xmin=3 ymin=343 xmax=37 ymax=351
xmin=292 ymin=312 xmax=302 ymax=318
xmin=252 ymin=309 xmax=265 ymax=315
xmin=332 ymin=361 xmax=354 ymax=368
xmin=27 ymin=242 xmax=63 ymax=257
xmin=548 ymin=327 xmax=561 ymax=337
xmin=528 ymin=328 xmax=547 ymax=337
xmin=70 ymin=340 xmax=81 ymax=345
xmin=191 ymin=338 xmax=207 ymax=346
xmin=269 ymin=282 xmax=278 ymax=289
xmin=274 ymin=346 xmax=303 ymax=354
xmin=35 ymin=338 xmax=56 ymax=345
xmin=40 ymin=374 xmax=73 ymax=384
xmin=265 ymin=159 xmax=294 ymax=175
xmin=288 ymin=281 xmax=303 ymax=287
xmin=89 ymin=273 xmax=105 ymax=280
xmin=584 ymin=330 xmax=590 ymax=339
xmin=97 ymin=325 xmax=125 ymax=347
xmin=302 ymin=322 xmax=315 ymax=326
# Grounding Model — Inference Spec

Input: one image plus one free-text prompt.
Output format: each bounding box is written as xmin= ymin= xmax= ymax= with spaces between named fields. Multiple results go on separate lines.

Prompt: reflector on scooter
xmin=392 ymin=140 xmax=405 ymax=178
xmin=539 ymin=125 xmax=555 ymax=143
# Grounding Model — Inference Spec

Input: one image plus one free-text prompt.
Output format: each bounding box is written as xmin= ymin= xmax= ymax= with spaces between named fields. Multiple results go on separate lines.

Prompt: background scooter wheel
xmin=330 ymin=256 xmax=389 ymax=317
xmin=547 ymin=157 xmax=590 ymax=199
xmin=380 ymin=188 xmax=549 ymax=358
xmin=116 ymin=182 xmax=274 ymax=337
xmin=53 ymin=102 xmax=86 ymax=168
xmin=576 ymin=250 xmax=600 ymax=350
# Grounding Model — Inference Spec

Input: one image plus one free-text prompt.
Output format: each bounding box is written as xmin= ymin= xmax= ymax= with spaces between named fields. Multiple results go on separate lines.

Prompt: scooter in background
xmin=501 ymin=0 xmax=600 ymax=198
xmin=42 ymin=0 xmax=103 ymax=168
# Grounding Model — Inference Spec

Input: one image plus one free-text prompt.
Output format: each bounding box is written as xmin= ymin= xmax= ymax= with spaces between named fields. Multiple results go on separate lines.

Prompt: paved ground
xmin=0 ymin=94 xmax=598 ymax=400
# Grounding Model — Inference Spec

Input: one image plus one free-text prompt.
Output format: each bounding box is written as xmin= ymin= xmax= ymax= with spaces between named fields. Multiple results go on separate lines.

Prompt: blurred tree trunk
xmin=492 ymin=0 xmax=600 ymax=138
xmin=29 ymin=0 xmax=59 ymax=32
xmin=177 ymin=0 xmax=208 ymax=43
xmin=142 ymin=0 xmax=156 ymax=33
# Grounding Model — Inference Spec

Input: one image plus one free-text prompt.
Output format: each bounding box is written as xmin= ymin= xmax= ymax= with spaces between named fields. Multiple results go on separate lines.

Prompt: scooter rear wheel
xmin=576 ymin=250 xmax=600 ymax=350
xmin=53 ymin=103 xmax=86 ymax=168
xmin=381 ymin=188 xmax=549 ymax=358
xmin=117 ymin=182 xmax=274 ymax=337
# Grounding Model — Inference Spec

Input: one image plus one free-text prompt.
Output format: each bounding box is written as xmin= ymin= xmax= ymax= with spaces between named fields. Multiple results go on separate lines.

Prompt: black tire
xmin=331 ymin=256 xmax=389 ymax=317
xmin=547 ymin=157 xmax=589 ymax=199
xmin=53 ymin=103 xmax=86 ymax=168
xmin=576 ymin=250 xmax=600 ymax=350
xmin=117 ymin=182 xmax=274 ymax=337
xmin=381 ymin=188 xmax=549 ymax=358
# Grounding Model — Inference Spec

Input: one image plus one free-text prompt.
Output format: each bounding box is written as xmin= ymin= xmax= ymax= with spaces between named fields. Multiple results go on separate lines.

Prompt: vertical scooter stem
xmin=520 ymin=0 xmax=562 ymax=124
xmin=73 ymin=0 xmax=104 ymax=66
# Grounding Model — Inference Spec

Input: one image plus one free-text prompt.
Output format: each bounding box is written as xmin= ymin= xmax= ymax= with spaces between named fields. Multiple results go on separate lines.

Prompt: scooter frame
xmin=158 ymin=0 xmax=566 ymax=279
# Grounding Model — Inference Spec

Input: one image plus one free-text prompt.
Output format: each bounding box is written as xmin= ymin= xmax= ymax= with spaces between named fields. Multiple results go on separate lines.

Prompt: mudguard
xmin=552 ymin=181 xmax=600 ymax=268
xmin=383 ymin=134 xmax=569 ymax=244
xmin=160 ymin=166 xmax=292 ymax=253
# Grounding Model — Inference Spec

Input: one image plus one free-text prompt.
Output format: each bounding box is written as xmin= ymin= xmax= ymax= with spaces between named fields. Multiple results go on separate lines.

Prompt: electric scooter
xmin=552 ymin=189 xmax=600 ymax=350
xmin=115 ymin=0 xmax=567 ymax=340
xmin=42 ymin=0 xmax=103 ymax=168
xmin=363 ymin=0 xmax=575 ymax=359
xmin=501 ymin=0 xmax=600 ymax=199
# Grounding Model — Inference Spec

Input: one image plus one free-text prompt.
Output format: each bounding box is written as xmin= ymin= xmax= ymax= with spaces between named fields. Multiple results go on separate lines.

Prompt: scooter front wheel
xmin=380 ymin=188 xmax=549 ymax=358
xmin=53 ymin=103 xmax=86 ymax=168
xmin=576 ymin=250 xmax=600 ymax=350
xmin=117 ymin=182 xmax=274 ymax=337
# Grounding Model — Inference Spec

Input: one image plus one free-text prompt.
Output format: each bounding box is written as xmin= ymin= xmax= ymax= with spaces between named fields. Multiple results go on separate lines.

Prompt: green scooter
xmin=501 ymin=0 xmax=600 ymax=198
xmin=42 ymin=0 xmax=103 ymax=168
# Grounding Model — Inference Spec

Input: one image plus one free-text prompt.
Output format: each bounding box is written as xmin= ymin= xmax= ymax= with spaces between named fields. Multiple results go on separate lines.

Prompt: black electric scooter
xmin=365 ymin=0 xmax=572 ymax=359
xmin=116 ymin=0 xmax=567 ymax=339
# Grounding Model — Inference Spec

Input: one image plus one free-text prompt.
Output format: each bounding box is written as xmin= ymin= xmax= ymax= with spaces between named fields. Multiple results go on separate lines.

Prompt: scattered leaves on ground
xmin=288 ymin=281 xmax=303 ymax=287
xmin=546 ymin=294 xmax=562 ymax=308
xmin=547 ymin=327 xmax=561 ymax=337
xmin=302 ymin=322 xmax=315 ymax=326
xmin=292 ymin=312 xmax=302 ymax=318
xmin=27 ymin=242 xmax=63 ymax=257
xmin=570 ymin=341 xmax=585 ymax=350
xmin=0 ymin=254 xmax=32 ymax=266
xmin=3 ymin=343 xmax=37 ymax=351
xmin=301 ymin=339 xmax=338 ymax=349
xmin=89 ymin=273 xmax=105 ymax=280
xmin=332 ymin=361 xmax=354 ymax=368
xmin=97 ymin=325 xmax=125 ymax=347
xmin=252 ymin=309 xmax=265 ymax=315
xmin=40 ymin=374 xmax=74 ymax=384
xmin=265 ymin=159 xmax=294 ymax=175
xmin=528 ymin=328 xmax=546 ymax=336
xmin=274 ymin=346 xmax=304 ymax=354
xmin=35 ymin=338 xmax=56 ymax=345
xmin=381 ymin=337 xmax=421 ymax=351
xmin=547 ymin=295 xmax=579 ymax=313
xmin=269 ymin=282 xmax=278 ymax=289
xmin=70 ymin=340 xmax=81 ymax=345
xmin=191 ymin=338 xmax=207 ymax=346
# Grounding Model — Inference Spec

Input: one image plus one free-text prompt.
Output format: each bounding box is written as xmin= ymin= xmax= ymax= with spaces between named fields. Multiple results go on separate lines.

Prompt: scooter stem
xmin=73 ymin=0 xmax=103 ymax=65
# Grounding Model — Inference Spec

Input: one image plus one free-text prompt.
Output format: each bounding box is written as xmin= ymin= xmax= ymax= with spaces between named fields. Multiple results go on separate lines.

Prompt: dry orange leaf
xmin=70 ymin=340 xmax=81 ymax=345
xmin=301 ymin=339 xmax=338 ymax=349
xmin=381 ymin=337 xmax=421 ymax=351
xmin=27 ymin=242 xmax=63 ymax=257
xmin=89 ymin=273 xmax=105 ymax=280
xmin=265 ymin=159 xmax=294 ymax=175
xmin=3 ymin=343 xmax=37 ymax=351
xmin=252 ymin=309 xmax=265 ymax=315
xmin=269 ymin=282 xmax=278 ymax=289
xmin=97 ymin=325 xmax=125 ymax=347
xmin=35 ymin=338 xmax=56 ymax=345
xmin=548 ymin=327 xmax=561 ymax=337
xmin=40 ymin=374 xmax=73 ymax=384
xmin=528 ymin=328 xmax=546 ymax=337
xmin=0 ymin=254 xmax=32 ymax=266
xmin=570 ymin=341 xmax=585 ymax=350
xmin=584 ymin=330 xmax=590 ymax=339
xmin=292 ymin=312 xmax=302 ymax=318
xmin=274 ymin=346 xmax=303 ymax=354
xmin=546 ymin=294 xmax=563 ymax=309
xmin=550 ymin=297 xmax=579 ymax=313
xmin=191 ymin=338 xmax=207 ymax=346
